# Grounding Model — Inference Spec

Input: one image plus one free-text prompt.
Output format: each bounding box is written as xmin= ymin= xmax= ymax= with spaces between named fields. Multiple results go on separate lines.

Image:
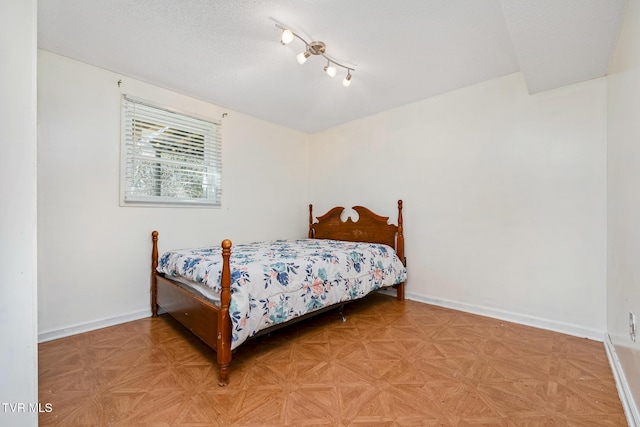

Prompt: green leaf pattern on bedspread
xmin=157 ymin=239 xmax=407 ymax=350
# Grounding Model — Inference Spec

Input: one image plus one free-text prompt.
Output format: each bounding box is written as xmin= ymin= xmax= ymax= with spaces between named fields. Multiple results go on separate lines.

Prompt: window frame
xmin=119 ymin=95 xmax=222 ymax=208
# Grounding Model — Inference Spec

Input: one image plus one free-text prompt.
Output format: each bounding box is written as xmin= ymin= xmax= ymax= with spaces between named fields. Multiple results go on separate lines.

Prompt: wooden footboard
xmin=151 ymin=234 xmax=233 ymax=386
xmin=216 ymin=239 xmax=232 ymax=385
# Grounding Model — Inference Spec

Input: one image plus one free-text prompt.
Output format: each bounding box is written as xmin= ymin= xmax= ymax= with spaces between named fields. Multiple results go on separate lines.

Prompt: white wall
xmin=0 ymin=1 xmax=38 ymax=426
xmin=309 ymin=72 xmax=607 ymax=339
xmin=607 ymin=0 xmax=640 ymax=421
xmin=37 ymin=50 xmax=309 ymax=339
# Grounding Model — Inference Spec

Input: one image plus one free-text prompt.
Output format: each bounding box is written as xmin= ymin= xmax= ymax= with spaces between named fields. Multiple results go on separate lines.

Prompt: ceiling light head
xmin=280 ymin=29 xmax=294 ymax=44
xmin=343 ymin=71 xmax=352 ymax=87
xmin=296 ymin=50 xmax=310 ymax=64
xmin=324 ymin=62 xmax=337 ymax=78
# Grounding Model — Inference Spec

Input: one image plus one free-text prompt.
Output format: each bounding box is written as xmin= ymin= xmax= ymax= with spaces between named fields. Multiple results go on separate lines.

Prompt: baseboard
xmin=38 ymin=309 xmax=151 ymax=343
xmin=604 ymin=334 xmax=640 ymax=427
xmin=38 ymin=292 xmax=602 ymax=344
xmin=404 ymin=291 xmax=604 ymax=341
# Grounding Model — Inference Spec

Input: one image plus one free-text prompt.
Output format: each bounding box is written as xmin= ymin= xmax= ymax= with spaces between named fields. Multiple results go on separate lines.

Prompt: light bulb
xmin=343 ymin=73 xmax=352 ymax=87
xmin=296 ymin=51 xmax=310 ymax=64
xmin=281 ymin=29 xmax=294 ymax=44
xmin=324 ymin=64 xmax=337 ymax=77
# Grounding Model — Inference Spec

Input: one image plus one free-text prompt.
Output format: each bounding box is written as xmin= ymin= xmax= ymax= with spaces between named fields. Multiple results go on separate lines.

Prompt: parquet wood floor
xmin=38 ymin=293 xmax=627 ymax=426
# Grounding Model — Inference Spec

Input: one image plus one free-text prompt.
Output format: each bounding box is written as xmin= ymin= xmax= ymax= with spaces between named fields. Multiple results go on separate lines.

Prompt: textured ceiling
xmin=37 ymin=0 xmax=628 ymax=133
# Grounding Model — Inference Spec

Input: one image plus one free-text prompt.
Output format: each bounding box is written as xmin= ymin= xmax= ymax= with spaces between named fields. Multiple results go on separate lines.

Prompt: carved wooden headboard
xmin=308 ymin=200 xmax=405 ymax=265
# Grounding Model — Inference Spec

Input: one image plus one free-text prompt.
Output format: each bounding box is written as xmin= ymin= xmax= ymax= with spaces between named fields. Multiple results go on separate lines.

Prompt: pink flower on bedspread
xmin=312 ymin=279 xmax=324 ymax=296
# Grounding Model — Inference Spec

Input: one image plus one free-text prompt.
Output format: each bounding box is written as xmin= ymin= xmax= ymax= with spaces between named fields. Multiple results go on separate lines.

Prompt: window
xmin=120 ymin=95 xmax=222 ymax=206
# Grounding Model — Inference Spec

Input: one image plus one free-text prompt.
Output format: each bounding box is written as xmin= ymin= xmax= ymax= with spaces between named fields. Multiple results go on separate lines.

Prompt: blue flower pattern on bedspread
xmin=157 ymin=239 xmax=407 ymax=350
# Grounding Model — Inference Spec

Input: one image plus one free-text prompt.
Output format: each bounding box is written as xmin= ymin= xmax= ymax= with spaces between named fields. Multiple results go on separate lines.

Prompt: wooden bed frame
xmin=151 ymin=200 xmax=405 ymax=386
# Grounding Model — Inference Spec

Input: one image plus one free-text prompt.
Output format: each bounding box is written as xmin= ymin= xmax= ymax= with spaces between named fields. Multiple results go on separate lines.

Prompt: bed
xmin=150 ymin=200 xmax=407 ymax=386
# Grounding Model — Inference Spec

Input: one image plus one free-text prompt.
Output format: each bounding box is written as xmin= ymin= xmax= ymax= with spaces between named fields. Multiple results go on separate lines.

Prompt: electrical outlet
xmin=630 ymin=312 xmax=637 ymax=343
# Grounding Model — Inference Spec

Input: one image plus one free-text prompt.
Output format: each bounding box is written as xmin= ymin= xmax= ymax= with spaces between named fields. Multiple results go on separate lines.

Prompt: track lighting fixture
xmin=276 ymin=23 xmax=355 ymax=87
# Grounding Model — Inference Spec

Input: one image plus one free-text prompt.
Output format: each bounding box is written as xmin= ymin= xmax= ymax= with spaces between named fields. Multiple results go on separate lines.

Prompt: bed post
xmin=217 ymin=239 xmax=233 ymax=386
xmin=151 ymin=231 xmax=159 ymax=317
xmin=395 ymin=200 xmax=405 ymax=301
xmin=308 ymin=204 xmax=314 ymax=238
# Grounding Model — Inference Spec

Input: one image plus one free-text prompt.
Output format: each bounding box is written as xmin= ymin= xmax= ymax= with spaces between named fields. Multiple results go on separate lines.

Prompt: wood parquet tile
xmin=39 ymin=293 xmax=627 ymax=426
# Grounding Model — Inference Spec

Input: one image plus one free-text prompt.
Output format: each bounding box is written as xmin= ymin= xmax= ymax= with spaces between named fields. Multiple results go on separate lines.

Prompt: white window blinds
xmin=121 ymin=95 xmax=222 ymax=206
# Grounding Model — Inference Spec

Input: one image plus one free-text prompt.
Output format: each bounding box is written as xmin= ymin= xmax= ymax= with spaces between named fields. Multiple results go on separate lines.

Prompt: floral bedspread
xmin=157 ymin=239 xmax=407 ymax=349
